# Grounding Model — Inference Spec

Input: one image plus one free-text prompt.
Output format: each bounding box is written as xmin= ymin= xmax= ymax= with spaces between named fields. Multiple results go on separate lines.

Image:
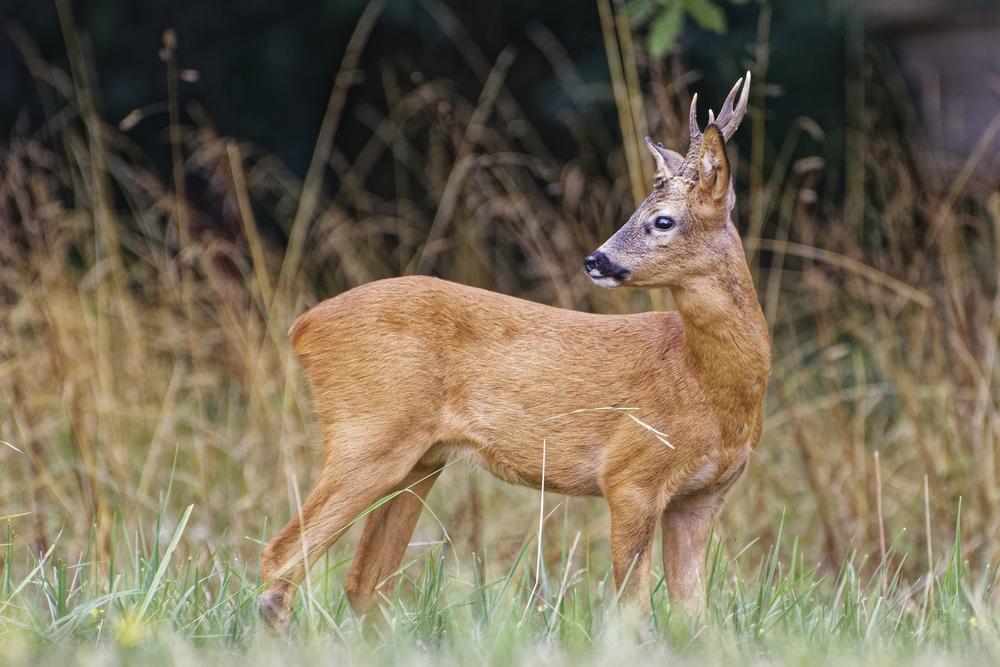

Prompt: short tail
xmin=287 ymin=311 xmax=313 ymax=356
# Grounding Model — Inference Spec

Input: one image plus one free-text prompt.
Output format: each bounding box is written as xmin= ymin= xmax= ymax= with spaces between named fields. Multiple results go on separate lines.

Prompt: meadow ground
xmin=2 ymin=4 xmax=999 ymax=664
xmin=1 ymin=506 xmax=998 ymax=667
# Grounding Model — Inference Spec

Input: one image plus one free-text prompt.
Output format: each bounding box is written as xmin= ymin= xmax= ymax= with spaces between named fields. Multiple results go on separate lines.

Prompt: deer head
xmin=585 ymin=72 xmax=751 ymax=288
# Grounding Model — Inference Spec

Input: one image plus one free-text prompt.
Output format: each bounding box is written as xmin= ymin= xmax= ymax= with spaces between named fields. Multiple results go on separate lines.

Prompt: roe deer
xmin=259 ymin=73 xmax=770 ymax=634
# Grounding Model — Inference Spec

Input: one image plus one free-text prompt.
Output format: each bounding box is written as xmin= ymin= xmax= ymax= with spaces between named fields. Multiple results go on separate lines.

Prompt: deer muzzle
xmin=584 ymin=251 xmax=631 ymax=287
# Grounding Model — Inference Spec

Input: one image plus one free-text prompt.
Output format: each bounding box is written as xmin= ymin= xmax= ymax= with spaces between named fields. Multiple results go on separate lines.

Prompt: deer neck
xmin=670 ymin=228 xmax=771 ymax=441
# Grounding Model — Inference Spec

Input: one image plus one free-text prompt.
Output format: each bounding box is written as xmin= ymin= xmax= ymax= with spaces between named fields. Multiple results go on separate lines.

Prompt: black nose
xmin=584 ymin=251 xmax=629 ymax=279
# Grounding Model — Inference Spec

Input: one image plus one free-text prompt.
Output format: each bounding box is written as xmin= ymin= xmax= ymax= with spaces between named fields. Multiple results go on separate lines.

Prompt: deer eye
xmin=653 ymin=215 xmax=676 ymax=231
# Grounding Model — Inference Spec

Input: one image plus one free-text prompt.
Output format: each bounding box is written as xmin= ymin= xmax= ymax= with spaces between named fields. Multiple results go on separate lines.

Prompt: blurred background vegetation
xmin=2 ymin=0 xmax=848 ymax=175
xmin=1 ymin=0 xmax=999 ymax=621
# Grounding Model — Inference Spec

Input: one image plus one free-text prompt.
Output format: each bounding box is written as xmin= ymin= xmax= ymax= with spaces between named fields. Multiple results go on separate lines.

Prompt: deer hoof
xmin=258 ymin=590 xmax=291 ymax=637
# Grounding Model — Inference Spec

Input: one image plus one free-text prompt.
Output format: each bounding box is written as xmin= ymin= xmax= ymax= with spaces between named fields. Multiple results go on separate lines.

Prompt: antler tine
xmin=716 ymin=71 xmax=751 ymax=140
xmin=688 ymin=92 xmax=702 ymax=143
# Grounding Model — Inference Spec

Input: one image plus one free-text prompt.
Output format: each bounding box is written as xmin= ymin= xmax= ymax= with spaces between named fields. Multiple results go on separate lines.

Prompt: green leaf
xmin=624 ymin=0 xmax=655 ymax=24
xmin=138 ymin=504 xmax=192 ymax=618
xmin=648 ymin=2 xmax=684 ymax=58
xmin=684 ymin=0 xmax=727 ymax=33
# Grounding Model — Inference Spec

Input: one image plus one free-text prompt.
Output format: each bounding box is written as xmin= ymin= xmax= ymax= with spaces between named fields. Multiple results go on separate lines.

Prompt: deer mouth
xmin=588 ymin=273 xmax=629 ymax=288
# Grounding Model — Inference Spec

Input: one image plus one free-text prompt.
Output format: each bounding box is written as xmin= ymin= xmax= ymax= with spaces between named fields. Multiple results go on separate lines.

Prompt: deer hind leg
xmin=344 ymin=465 xmax=441 ymax=616
xmin=660 ymin=494 xmax=722 ymax=619
xmin=258 ymin=439 xmax=426 ymax=635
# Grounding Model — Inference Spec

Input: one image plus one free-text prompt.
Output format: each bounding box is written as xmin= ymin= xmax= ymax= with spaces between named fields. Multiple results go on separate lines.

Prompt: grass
xmin=1 ymin=505 xmax=998 ymax=666
xmin=2 ymin=1 xmax=999 ymax=664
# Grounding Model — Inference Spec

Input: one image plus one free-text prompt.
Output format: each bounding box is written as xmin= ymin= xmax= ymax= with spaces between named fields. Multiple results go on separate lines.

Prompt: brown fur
xmin=258 ymin=78 xmax=770 ymax=634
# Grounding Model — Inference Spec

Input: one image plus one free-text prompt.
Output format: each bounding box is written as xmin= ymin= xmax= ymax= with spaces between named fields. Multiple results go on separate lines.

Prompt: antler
xmin=688 ymin=72 xmax=751 ymax=145
xmin=714 ymin=71 xmax=751 ymax=141
xmin=688 ymin=93 xmax=701 ymax=144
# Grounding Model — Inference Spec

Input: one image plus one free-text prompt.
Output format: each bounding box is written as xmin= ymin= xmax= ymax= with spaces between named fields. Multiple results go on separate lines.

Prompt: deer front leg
xmin=606 ymin=486 xmax=664 ymax=617
xmin=660 ymin=494 xmax=722 ymax=618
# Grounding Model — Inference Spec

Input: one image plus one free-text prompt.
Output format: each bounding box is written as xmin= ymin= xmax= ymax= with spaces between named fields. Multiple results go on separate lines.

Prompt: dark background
xmin=2 ymin=0 xmax=848 ymax=181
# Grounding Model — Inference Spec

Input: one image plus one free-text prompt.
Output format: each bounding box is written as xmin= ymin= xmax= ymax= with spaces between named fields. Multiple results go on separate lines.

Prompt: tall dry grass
xmin=1 ymin=1 xmax=998 ymax=596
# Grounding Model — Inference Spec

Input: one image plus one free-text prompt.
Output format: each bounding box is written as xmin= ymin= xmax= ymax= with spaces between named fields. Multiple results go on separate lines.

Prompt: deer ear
xmin=644 ymin=137 xmax=684 ymax=181
xmin=697 ymin=124 xmax=730 ymax=200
